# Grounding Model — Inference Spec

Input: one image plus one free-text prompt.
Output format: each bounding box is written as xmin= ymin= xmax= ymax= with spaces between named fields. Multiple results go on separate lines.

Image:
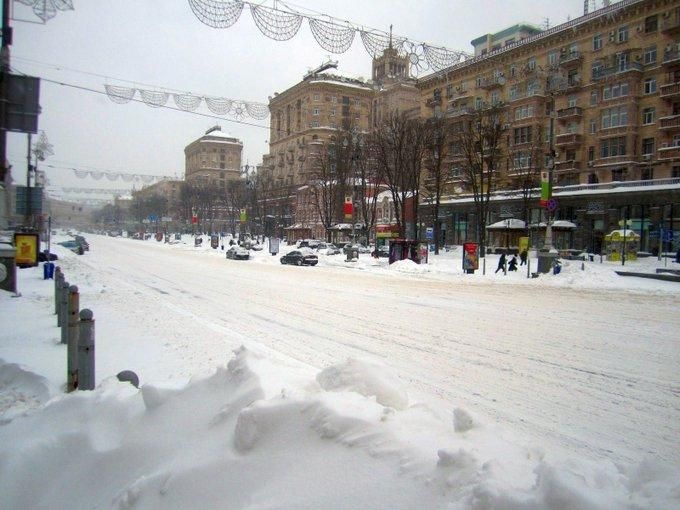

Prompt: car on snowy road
xmin=226 ymin=246 xmax=250 ymax=260
xmin=280 ymin=249 xmax=318 ymax=266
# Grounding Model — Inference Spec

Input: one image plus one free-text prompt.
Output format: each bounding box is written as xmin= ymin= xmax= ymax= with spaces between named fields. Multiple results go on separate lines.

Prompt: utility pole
xmin=1 ymin=0 xmax=12 ymax=186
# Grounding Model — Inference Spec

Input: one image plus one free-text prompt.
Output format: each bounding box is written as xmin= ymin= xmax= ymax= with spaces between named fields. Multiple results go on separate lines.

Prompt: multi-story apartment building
xmin=418 ymin=0 xmax=680 ymax=253
xmin=184 ymin=126 xmax=243 ymax=188
xmin=261 ymin=47 xmax=419 ymax=240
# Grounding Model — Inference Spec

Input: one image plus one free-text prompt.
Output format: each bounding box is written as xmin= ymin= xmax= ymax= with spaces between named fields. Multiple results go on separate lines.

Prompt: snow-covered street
xmin=1 ymin=234 xmax=679 ymax=508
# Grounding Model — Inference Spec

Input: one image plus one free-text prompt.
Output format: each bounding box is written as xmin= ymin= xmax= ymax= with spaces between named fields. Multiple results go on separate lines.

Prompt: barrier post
xmin=77 ymin=309 xmax=95 ymax=390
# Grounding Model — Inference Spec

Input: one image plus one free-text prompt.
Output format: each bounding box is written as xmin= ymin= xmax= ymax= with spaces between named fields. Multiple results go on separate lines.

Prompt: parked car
xmin=226 ymin=246 xmax=250 ymax=260
xmin=58 ymin=240 xmax=85 ymax=255
xmin=249 ymin=243 xmax=264 ymax=251
xmin=280 ymin=249 xmax=318 ymax=266
xmin=372 ymin=245 xmax=390 ymax=258
xmin=342 ymin=243 xmax=370 ymax=254
xmin=74 ymin=235 xmax=89 ymax=251
xmin=317 ymin=242 xmax=341 ymax=255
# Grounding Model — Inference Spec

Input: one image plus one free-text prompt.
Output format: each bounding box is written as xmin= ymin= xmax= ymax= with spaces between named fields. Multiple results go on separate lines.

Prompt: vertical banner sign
xmin=191 ymin=215 xmax=198 ymax=224
xmin=540 ymin=170 xmax=551 ymax=206
xmin=462 ymin=242 xmax=479 ymax=272
xmin=518 ymin=236 xmax=529 ymax=255
xmin=14 ymin=233 xmax=40 ymax=267
xmin=344 ymin=196 xmax=353 ymax=221
xmin=240 ymin=209 xmax=247 ymax=223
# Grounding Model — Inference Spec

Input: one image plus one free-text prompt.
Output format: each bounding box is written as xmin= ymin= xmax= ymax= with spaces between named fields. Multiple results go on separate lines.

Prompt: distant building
xmin=184 ymin=126 xmax=243 ymax=189
xmin=471 ymin=24 xmax=543 ymax=57
xmin=260 ymin=45 xmax=419 ymax=240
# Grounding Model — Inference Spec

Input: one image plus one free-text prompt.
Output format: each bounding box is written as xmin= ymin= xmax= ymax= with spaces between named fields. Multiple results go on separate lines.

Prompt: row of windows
xmin=311 ymin=94 xmax=362 ymax=107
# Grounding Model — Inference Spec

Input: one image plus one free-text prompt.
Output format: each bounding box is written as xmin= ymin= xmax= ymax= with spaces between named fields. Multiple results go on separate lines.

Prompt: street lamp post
xmin=343 ymin=129 xmax=363 ymax=244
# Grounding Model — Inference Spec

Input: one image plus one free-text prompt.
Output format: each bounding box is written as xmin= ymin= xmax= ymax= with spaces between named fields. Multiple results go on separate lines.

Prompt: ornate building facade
xmin=417 ymin=0 xmax=680 ymax=253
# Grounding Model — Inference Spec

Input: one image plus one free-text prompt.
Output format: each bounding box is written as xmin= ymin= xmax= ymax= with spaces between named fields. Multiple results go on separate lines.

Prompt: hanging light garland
xmin=104 ymin=84 xmax=270 ymax=121
xmin=71 ymin=168 xmax=172 ymax=183
xmin=186 ymin=0 xmax=470 ymax=76
xmin=15 ymin=0 xmax=74 ymax=23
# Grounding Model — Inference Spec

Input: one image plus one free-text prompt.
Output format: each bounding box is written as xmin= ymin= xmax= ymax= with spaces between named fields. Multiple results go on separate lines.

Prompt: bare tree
xmin=373 ymin=112 xmax=428 ymax=239
xmin=453 ymin=103 xmax=508 ymax=259
xmin=421 ymin=116 xmax=449 ymax=254
xmin=507 ymin=127 xmax=544 ymax=226
xmin=307 ymin=137 xmax=350 ymax=240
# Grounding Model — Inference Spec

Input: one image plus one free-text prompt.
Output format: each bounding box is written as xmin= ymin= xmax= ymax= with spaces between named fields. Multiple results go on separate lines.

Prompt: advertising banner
xmin=518 ymin=236 xmax=529 ymax=255
xmin=269 ymin=237 xmax=280 ymax=255
xmin=344 ymin=196 xmax=353 ymax=221
xmin=14 ymin=232 xmax=40 ymax=267
xmin=240 ymin=209 xmax=247 ymax=223
xmin=211 ymin=235 xmax=219 ymax=249
xmin=462 ymin=242 xmax=479 ymax=273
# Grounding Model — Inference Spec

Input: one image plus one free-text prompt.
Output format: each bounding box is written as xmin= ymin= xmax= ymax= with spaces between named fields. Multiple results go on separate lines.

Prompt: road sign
xmin=546 ymin=198 xmax=558 ymax=212
xmin=662 ymin=230 xmax=674 ymax=242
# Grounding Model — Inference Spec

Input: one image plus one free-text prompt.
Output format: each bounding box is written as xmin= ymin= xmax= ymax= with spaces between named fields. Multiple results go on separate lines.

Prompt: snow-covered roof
xmin=486 ymin=219 xmax=526 ymax=230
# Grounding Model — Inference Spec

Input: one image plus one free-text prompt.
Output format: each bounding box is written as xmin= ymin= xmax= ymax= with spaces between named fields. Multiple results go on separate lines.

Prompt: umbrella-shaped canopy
xmin=605 ymin=229 xmax=640 ymax=241
xmin=486 ymin=218 xmax=526 ymax=230
xmin=530 ymin=220 xmax=577 ymax=229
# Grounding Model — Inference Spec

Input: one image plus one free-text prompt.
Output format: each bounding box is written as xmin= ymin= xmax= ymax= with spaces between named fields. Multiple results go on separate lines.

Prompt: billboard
xmin=3 ymin=75 xmax=41 ymax=134
xmin=14 ymin=232 xmax=40 ymax=267
xmin=462 ymin=242 xmax=479 ymax=273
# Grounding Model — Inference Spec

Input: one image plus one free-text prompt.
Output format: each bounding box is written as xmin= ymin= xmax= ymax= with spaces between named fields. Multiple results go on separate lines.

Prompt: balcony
xmin=592 ymin=62 xmax=643 ymax=81
xmin=478 ymin=76 xmax=504 ymax=90
xmin=559 ymin=51 xmax=582 ymax=67
xmin=657 ymin=145 xmax=680 ymax=161
xmin=659 ymin=115 xmax=680 ymax=130
xmin=554 ymin=160 xmax=581 ymax=172
xmin=660 ymin=82 xmax=680 ymax=99
xmin=557 ymin=106 xmax=583 ymax=121
xmin=426 ymin=96 xmax=442 ymax=108
xmin=446 ymin=106 xmax=475 ymax=118
xmin=661 ymin=16 xmax=680 ymax=34
xmin=555 ymin=133 xmax=583 ymax=147
xmin=662 ymin=48 xmax=680 ymax=66
xmin=592 ymin=155 xmax=633 ymax=167
xmin=509 ymin=88 xmax=546 ymax=102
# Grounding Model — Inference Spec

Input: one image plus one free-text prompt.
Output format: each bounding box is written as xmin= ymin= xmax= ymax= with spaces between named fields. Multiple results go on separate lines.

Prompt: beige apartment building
xmin=261 ymin=48 xmax=419 ymax=240
xmin=184 ymin=126 xmax=243 ymax=188
xmin=417 ymin=0 xmax=680 ymax=253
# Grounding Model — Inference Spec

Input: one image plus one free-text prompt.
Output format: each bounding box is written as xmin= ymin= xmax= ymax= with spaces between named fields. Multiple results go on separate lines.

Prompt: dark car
xmin=226 ymin=246 xmax=250 ymax=260
xmin=280 ymin=249 xmax=318 ymax=266
xmin=372 ymin=245 xmax=390 ymax=258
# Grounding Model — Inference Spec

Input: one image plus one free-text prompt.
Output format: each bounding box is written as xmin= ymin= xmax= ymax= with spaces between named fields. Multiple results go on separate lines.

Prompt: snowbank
xmin=1 ymin=347 xmax=678 ymax=509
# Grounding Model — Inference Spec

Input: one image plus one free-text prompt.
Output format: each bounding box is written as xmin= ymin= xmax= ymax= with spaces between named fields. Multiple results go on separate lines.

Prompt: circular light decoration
xmin=401 ymin=41 xmax=428 ymax=76
xmin=232 ymin=103 xmax=246 ymax=120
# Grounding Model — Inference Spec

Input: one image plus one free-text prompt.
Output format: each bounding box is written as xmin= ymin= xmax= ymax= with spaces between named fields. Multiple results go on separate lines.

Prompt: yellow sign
xmin=14 ymin=233 xmax=39 ymax=266
xmin=518 ymin=236 xmax=529 ymax=254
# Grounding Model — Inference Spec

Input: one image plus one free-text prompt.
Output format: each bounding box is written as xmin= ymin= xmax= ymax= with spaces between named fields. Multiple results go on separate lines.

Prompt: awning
xmin=486 ymin=219 xmax=526 ymax=230
xmin=530 ymin=220 xmax=577 ymax=229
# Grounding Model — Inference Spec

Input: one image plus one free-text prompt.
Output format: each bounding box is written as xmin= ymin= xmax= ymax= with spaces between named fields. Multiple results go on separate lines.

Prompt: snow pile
xmin=0 ymin=360 xmax=51 ymax=423
xmin=1 ymin=347 xmax=678 ymax=509
xmin=316 ymin=357 xmax=409 ymax=410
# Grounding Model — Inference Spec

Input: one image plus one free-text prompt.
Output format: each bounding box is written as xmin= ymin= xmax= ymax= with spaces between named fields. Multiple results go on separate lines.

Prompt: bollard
xmin=66 ymin=285 xmax=80 ymax=392
xmin=54 ymin=267 xmax=63 ymax=319
xmin=59 ymin=281 xmax=70 ymax=340
xmin=77 ymin=309 xmax=95 ymax=390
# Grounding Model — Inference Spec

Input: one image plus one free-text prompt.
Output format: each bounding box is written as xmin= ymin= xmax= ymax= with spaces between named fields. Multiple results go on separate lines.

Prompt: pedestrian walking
xmin=508 ymin=256 xmax=518 ymax=271
xmin=675 ymin=247 xmax=680 ymax=264
xmin=519 ymin=249 xmax=527 ymax=266
xmin=495 ymin=253 xmax=506 ymax=274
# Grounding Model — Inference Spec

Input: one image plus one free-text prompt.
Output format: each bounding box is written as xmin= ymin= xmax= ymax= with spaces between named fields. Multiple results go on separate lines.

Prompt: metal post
xmin=66 ymin=285 xmax=79 ymax=392
xmin=77 ymin=309 xmax=95 ymax=390
xmin=54 ymin=267 xmax=62 ymax=316
xmin=59 ymin=281 xmax=69 ymax=340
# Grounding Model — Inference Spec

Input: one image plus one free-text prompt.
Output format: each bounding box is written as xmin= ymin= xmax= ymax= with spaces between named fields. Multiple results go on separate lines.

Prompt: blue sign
xmin=663 ymin=230 xmax=674 ymax=242
xmin=425 ymin=227 xmax=434 ymax=241
xmin=148 ymin=214 xmax=158 ymax=222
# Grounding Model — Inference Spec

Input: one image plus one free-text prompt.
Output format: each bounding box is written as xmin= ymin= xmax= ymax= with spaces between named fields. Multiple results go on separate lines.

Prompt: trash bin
xmin=0 ymin=243 xmax=17 ymax=293
xmin=43 ymin=261 xmax=55 ymax=280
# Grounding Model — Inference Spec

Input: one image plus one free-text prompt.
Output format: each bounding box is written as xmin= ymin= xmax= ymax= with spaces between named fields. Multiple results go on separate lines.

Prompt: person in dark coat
xmin=508 ymin=256 xmax=518 ymax=271
xmin=675 ymin=248 xmax=680 ymax=264
xmin=495 ymin=253 xmax=506 ymax=273
xmin=519 ymin=249 xmax=528 ymax=266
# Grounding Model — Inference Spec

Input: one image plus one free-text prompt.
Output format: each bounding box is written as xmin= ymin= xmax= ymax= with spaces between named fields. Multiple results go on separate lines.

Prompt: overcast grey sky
xmin=8 ymin=0 xmax=589 ymax=198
